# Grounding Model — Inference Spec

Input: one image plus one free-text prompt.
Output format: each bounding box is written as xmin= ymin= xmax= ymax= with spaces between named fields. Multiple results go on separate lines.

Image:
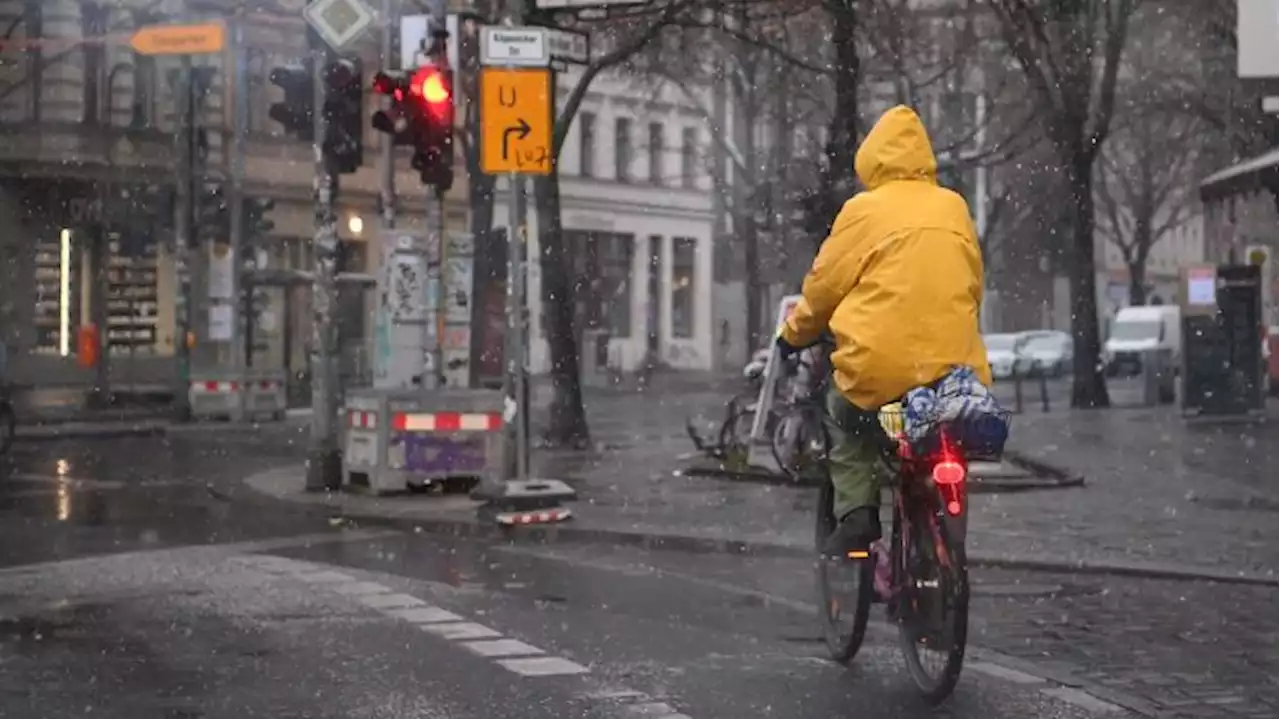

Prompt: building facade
xmin=0 ymin=0 xmax=467 ymax=394
xmin=505 ymin=65 xmax=718 ymax=375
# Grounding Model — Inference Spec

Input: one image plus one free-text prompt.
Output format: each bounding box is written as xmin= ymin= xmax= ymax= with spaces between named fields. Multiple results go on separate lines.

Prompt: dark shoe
xmin=822 ymin=507 xmax=882 ymax=558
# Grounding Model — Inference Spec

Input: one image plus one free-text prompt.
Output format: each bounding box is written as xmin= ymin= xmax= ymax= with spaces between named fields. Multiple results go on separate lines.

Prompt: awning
xmin=1199 ymin=148 xmax=1279 ymax=203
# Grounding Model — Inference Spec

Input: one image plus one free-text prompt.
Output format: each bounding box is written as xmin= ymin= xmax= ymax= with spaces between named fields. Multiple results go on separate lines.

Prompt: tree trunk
xmin=827 ymin=0 xmax=860 ymax=203
xmin=1065 ymin=152 xmax=1110 ymax=408
xmin=533 ymin=171 xmax=590 ymax=448
xmin=1127 ymin=270 xmax=1146 ymax=307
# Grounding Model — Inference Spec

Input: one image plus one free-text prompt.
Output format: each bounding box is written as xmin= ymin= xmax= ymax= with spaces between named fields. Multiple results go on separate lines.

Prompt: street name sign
xmin=480 ymin=68 xmax=552 ymax=175
xmin=130 ymin=21 xmax=226 ymax=55
xmin=303 ymin=0 xmax=375 ymax=51
xmin=544 ymin=26 xmax=589 ymax=64
xmin=481 ymin=27 xmax=549 ymax=67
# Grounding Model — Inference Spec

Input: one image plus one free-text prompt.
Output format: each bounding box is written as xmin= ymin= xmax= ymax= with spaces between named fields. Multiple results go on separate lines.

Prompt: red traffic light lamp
xmin=409 ymin=65 xmax=453 ymax=124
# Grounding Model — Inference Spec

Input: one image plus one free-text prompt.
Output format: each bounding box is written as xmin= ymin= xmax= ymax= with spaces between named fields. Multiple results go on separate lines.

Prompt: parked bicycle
xmin=815 ymin=393 xmax=1011 ymax=704
xmin=769 ymin=339 xmax=833 ymax=481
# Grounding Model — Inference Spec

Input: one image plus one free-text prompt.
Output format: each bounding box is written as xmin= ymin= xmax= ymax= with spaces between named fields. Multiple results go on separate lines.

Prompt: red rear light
xmin=932 ymin=460 xmax=965 ymax=486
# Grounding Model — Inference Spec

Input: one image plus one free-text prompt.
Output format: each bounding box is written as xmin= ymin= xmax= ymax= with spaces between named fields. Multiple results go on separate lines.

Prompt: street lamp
xmin=347 ymin=215 xmax=364 ymax=236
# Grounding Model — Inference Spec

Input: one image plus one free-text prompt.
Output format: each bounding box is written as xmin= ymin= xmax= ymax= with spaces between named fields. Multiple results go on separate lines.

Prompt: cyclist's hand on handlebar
xmin=775 ymin=333 xmax=801 ymax=360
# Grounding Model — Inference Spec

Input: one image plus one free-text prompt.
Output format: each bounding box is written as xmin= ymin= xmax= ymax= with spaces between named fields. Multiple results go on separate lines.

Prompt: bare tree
xmin=1093 ymin=6 xmax=1206 ymax=308
xmin=986 ymin=0 xmax=1137 ymax=408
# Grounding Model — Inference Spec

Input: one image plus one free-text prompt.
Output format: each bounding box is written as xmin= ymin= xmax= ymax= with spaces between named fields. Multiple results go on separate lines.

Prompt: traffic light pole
xmin=228 ymin=16 xmax=249 ymax=407
xmin=378 ymin=0 xmax=397 ymax=231
xmin=172 ymin=58 xmax=194 ymax=421
xmin=305 ymin=37 xmax=343 ymax=492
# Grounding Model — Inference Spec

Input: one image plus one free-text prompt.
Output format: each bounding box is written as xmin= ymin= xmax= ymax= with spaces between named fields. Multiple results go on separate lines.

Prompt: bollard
xmin=1038 ymin=368 xmax=1051 ymax=412
xmin=1012 ymin=371 xmax=1024 ymax=413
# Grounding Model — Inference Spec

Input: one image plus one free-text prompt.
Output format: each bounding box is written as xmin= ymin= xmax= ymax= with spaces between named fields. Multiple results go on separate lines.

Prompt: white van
xmin=1104 ymin=305 xmax=1181 ymax=376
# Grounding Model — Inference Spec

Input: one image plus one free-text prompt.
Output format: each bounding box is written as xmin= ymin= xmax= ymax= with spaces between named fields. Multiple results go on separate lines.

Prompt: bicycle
xmin=815 ymin=390 xmax=1012 ymax=704
xmin=770 ymin=343 xmax=833 ymax=482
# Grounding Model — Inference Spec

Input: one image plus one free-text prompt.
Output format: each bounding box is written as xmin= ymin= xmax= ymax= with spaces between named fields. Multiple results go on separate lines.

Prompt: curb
xmin=14 ymin=422 xmax=169 ymax=442
xmin=241 ymin=468 xmax=1278 ymax=588
xmin=1004 ymin=450 xmax=1085 ymax=484
xmin=680 ymin=458 xmax=1085 ymax=493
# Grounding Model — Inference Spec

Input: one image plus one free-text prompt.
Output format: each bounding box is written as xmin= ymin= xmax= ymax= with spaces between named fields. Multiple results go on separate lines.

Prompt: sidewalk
xmin=238 ymin=391 xmax=1278 ymax=585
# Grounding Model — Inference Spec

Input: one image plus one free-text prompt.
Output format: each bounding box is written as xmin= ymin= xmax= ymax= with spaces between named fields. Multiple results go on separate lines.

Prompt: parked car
xmin=1015 ymin=330 xmax=1074 ymax=377
xmin=983 ymin=333 xmax=1027 ymax=380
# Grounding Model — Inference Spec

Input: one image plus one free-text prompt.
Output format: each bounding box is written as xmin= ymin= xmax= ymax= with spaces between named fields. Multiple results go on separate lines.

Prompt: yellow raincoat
xmin=782 ymin=105 xmax=992 ymax=410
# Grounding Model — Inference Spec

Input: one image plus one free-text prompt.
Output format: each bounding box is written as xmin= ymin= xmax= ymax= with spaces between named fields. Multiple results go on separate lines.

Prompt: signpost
xmin=471 ymin=24 xmax=574 ymax=523
xmin=130 ymin=21 xmax=226 ymax=55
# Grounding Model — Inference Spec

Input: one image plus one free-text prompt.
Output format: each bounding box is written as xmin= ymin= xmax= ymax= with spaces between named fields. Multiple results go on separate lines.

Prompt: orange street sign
xmin=130 ymin=21 xmax=225 ymax=56
xmin=480 ymin=68 xmax=552 ymax=175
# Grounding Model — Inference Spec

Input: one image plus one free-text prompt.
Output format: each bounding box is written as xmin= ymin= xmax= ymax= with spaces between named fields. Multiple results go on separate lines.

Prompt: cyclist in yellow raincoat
xmin=778 ymin=105 xmax=992 ymax=555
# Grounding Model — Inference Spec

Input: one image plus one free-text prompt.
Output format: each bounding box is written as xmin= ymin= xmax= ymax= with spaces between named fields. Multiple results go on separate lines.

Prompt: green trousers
xmin=824 ymin=384 xmax=887 ymax=519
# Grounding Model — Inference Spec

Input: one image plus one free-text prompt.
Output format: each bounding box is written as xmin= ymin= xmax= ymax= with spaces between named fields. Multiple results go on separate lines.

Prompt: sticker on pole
xmin=303 ymin=0 xmax=375 ymax=51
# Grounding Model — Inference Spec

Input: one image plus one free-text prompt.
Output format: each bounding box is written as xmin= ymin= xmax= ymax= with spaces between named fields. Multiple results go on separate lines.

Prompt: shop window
xmin=671 ymin=237 xmax=696 ymax=339
xmin=567 ymin=230 xmax=633 ymax=338
xmin=105 ymin=232 xmax=159 ymax=353
xmin=31 ymin=229 xmax=81 ymax=356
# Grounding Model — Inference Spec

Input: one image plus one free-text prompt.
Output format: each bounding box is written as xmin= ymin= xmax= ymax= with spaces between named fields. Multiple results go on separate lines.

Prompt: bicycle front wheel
xmin=814 ymin=478 xmax=873 ymax=663
xmin=897 ymin=498 xmax=969 ymax=704
xmin=771 ymin=405 xmax=828 ymax=482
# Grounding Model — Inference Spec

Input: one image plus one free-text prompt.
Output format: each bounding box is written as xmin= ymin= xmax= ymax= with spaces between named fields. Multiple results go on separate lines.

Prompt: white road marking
xmin=330 ymin=581 xmax=393 ymax=596
xmin=357 ymin=593 xmax=426 ymax=610
xmin=1040 ymin=687 xmax=1126 ymax=714
xmin=238 ymin=555 xmax=313 ymax=574
xmin=420 ymin=622 xmax=503 ymax=640
xmin=497 ymin=656 xmax=590 ymax=676
xmin=584 ymin=689 xmax=650 ymax=701
xmin=385 ymin=606 xmax=464 ymax=624
xmin=968 ymin=661 xmax=1045 ymax=685
xmin=629 ymin=704 xmax=692 ymax=718
xmin=459 ymin=639 xmax=544 ymax=658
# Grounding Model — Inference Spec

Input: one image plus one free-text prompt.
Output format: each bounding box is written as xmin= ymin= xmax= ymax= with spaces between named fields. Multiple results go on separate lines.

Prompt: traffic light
xmin=322 ymin=58 xmax=363 ymax=174
xmin=196 ymin=183 xmax=228 ymax=243
xmin=244 ymin=197 xmax=276 ymax=239
xmin=371 ymin=70 xmax=415 ymax=146
xmin=408 ymin=64 xmax=454 ymax=190
xmin=268 ymin=61 xmax=314 ymax=141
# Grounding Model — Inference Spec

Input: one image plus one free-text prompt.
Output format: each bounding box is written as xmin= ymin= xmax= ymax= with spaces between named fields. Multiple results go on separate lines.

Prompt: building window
xmin=671 ymin=237 xmax=696 ymax=339
xmin=615 ymin=117 xmax=632 ymax=183
xmin=130 ymin=54 xmax=157 ymax=128
xmin=81 ymin=3 xmax=109 ymax=124
xmin=648 ymin=122 xmax=664 ymax=185
xmin=579 ymin=111 xmax=596 ymax=177
xmin=680 ymin=127 xmax=697 ymax=188
xmin=568 ymin=231 xmax=633 ymax=338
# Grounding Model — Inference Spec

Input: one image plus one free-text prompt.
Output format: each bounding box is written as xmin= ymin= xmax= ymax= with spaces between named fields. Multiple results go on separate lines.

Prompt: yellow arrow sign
xmin=130 ymin=21 xmax=225 ymax=56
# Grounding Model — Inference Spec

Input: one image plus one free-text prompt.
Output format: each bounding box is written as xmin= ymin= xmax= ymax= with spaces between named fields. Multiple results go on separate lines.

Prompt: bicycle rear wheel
xmin=814 ymin=478 xmax=873 ymax=663
xmin=897 ymin=498 xmax=969 ymax=704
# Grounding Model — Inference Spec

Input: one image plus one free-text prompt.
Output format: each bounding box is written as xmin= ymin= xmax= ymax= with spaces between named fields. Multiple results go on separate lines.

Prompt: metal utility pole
xmin=305 ymin=34 xmax=342 ymax=492
xmin=500 ymin=0 xmax=530 ymax=483
xmin=228 ymin=16 xmax=250 ymax=388
xmin=378 ymin=0 xmax=397 ymax=231
xmin=172 ymin=58 xmax=194 ymax=420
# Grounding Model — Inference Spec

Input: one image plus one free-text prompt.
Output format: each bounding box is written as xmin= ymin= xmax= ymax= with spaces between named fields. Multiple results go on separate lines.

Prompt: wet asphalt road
xmin=0 ymin=435 xmax=1142 ymax=718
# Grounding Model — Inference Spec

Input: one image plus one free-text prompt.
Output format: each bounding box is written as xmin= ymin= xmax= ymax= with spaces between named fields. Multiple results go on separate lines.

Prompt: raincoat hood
xmin=854 ymin=105 xmax=938 ymax=191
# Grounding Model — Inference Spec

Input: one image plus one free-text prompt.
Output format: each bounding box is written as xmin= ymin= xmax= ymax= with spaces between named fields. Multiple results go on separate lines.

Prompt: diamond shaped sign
xmin=303 ymin=0 xmax=374 ymax=51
